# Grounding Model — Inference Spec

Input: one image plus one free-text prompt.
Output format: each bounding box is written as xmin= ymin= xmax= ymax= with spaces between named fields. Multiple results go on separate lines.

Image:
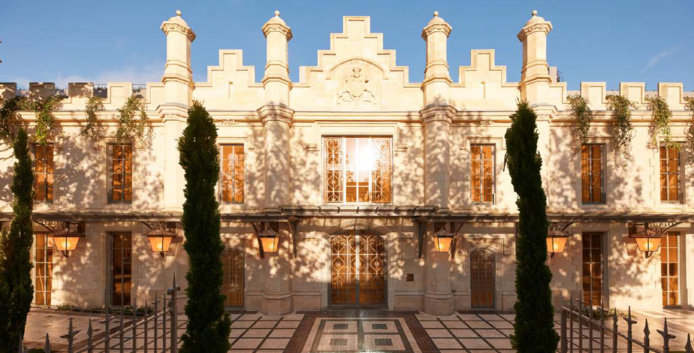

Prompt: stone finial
xmin=176 ymin=10 xmax=181 ymax=16
xmin=422 ymin=10 xmax=451 ymax=38
xmin=275 ymin=10 xmax=280 ymax=16
xmin=532 ymin=10 xmax=537 ymax=16
xmin=262 ymin=9 xmax=292 ymax=39
xmin=434 ymin=11 xmax=439 ymax=17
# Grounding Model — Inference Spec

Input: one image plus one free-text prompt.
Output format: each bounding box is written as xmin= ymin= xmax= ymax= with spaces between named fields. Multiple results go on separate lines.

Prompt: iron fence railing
xmin=19 ymin=276 xmax=184 ymax=353
xmin=559 ymin=294 xmax=693 ymax=353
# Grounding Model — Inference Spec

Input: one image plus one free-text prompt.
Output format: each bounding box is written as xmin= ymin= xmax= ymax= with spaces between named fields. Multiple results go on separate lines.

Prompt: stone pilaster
xmin=160 ymin=10 xmax=195 ymax=212
xmin=423 ymin=223 xmax=455 ymax=315
xmin=517 ymin=10 xmax=553 ymax=104
xmin=261 ymin=227 xmax=293 ymax=315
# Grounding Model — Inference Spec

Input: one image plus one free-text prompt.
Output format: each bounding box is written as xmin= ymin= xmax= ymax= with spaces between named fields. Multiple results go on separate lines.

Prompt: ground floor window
xmin=111 ymin=233 xmax=132 ymax=306
xmin=35 ymin=233 xmax=53 ymax=306
xmin=582 ymin=232 xmax=603 ymax=305
xmin=661 ymin=232 xmax=679 ymax=307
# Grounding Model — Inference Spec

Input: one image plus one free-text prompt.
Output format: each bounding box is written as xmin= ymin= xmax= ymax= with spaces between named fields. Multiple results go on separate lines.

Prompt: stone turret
xmin=420 ymin=11 xmax=455 ymax=316
xmin=159 ymin=10 xmax=195 ymax=213
xmin=517 ymin=10 xmax=553 ymax=104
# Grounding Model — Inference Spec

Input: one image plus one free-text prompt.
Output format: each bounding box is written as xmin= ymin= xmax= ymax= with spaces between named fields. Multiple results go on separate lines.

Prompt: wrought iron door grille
xmin=330 ymin=231 xmax=386 ymax=306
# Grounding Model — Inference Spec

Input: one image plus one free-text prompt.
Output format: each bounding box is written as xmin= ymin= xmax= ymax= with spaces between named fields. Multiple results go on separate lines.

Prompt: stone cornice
xmin=419 ymin=104 xmax=456 ymax=124
xmin=257 ymin=104 xmax=295 ymax=126
xmin=517 ymin=21 xmax=552 ymax=41
xmin=262 ymin=23 xmax=293 ymax=40
xmin=157 ymin=103 xmax=189 ymax=122
xmin=421 ymin=23 xmax=452 ymax=39
xmin=161 ymin=22 xmax=196 ymax=42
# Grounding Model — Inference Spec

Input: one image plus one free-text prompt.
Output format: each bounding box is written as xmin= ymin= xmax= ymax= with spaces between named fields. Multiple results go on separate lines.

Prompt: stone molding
xmin=161 ymin=22 xmax=196 ymax=42
xmin=420 ymin=104 xmax=456 ymax=125
xmin=257 ymin=104 xmax=295 ymax=126
xmin=517 ymin=21 xmax=552 ymax=41
xmin=262 ymin=23 xmax=293 ymax=40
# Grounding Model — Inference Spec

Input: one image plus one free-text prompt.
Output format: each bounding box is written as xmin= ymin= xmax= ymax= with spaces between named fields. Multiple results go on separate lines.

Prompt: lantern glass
xmin=148 ymin=236 xmax=174 ymax=254
xmin=634 ymin=237 xmax=662 ymax=254
xmin=52 ymin=236 xmax=81 ymax=252
xmin=546 ymin=236 xmax=568 ymax=254
xmin=434 ymin=235 xmax=453 ymax=253
xmin=260 ymin=236 xmax=279 ymax=253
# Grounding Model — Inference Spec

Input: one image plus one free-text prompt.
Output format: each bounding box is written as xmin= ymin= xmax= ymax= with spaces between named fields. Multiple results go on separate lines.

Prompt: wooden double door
xmin=330 ymin=231 xmax=387 ymax=306
xmin=471 ymin=248 xmax=495 ymax=308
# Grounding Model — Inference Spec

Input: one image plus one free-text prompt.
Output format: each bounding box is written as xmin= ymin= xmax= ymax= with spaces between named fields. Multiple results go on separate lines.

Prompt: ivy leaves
xmin=567 ymin=95 xmax=593 ymax=146
xmin=606 ymin=95 xmax=636 ymax=163
xmin=80 ymin=96 xmax=104 ymax=140
xmin=0 ymin=95 xmax=61 ymax=145
xmin=115 ymin=96 xmax=151 ymax=146
xmin=685 ymin=97 xmax=694 ymax=164
xmin=645 ymin=96 xmax=675 ymax=149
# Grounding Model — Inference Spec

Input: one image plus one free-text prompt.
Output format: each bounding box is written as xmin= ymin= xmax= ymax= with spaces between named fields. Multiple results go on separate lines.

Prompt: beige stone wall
xmin=0 ymin=11 xmax=692 ymax=313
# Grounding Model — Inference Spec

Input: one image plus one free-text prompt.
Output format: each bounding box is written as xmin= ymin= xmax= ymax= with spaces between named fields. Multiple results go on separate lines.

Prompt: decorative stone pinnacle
xmin=275 ymin=10 xmax=280 ymax=16
xmin=176 ymin=10 xmax=181 ymax=16
xmin=532 ymin=10 xmax=537 ymax=16
xmin=434 ymin=11 xmax=439 ymax=17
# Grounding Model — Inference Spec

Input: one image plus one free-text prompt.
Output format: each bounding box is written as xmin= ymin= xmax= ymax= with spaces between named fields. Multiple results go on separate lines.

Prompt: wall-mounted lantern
xmin=144 ymin=222 xmax=177 ymax=258
xmin=547 ymin=222 xmax=573 ymax=258
xmin=49 ymin=222 xmax=86 ymax=257
xmin=629 ymin=223 xmax=663 ymax=258
xmin=258 ymin=228 xmax=280 ymax=253
xmin=433 ymin=228 xmax=454 ymax=253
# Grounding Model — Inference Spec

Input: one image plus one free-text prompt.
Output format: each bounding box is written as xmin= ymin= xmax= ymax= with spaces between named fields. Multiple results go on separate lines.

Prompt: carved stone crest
xmin=337 ymin=67 xmax=376 ymax=106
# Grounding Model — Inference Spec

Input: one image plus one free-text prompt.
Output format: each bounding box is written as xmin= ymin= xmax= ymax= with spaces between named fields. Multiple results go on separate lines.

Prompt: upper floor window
xmin=323 ymin=137 xmax=392 ymax=204
xmin=581 ymin=144 xmax=605 ymax=204
xmin=33 ymin=144 xmax=54 ymax=203
xmin=660 ymin=145 xmax=681 ymax=203
xmin=221 ymin=144 xmax=244 ymax=204
xmin=109 ymin=144 xmax=132 ymax=204
xmin=470 ymin=144 xmax=495 ymax=204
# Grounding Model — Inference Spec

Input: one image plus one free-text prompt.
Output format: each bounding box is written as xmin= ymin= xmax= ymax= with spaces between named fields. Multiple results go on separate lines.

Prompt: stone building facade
xmin=0 ymin=10 xmax=693 ymax=315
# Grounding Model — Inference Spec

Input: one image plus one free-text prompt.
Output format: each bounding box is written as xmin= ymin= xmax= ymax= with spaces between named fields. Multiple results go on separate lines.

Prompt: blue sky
xmin=1 ymin=0 xmax=692 ymax=91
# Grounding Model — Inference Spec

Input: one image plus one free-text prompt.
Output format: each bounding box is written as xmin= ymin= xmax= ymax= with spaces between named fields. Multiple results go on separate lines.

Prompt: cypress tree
xmin=0 ymin=129 xmax=35 ymax=353
xmin=505 ymin=101 xmax=559 ymax=352
xmin=179 ymin=101 xmax=231 ymax=353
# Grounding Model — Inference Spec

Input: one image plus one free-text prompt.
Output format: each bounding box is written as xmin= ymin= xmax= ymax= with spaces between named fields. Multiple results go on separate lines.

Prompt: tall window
xmin=471 ymin=144 xmax=495 ymax=204
xmin=110 ymin=144 xmax=132 ymax=203
xmin=323 ymin=137 xmax=392 ymax=204
xmin=33 ymin=144 xmax=54 ymax=203
xmin=661 ymin=232 xmax=679 ymax=307
xmin=660 ymin=146 xmax=681 ymax=203
xmin=112 ymin=233 xmax=132 ymax=306
xmin=35 ymin=233 xmax=53 ymax=306
xmin=582 ymin=232 xmax=603 ymax=305
xmin=581 ymin=144 xmax=605 ymax=204
xmin=220 ymin=144 xmax=244 ymax=204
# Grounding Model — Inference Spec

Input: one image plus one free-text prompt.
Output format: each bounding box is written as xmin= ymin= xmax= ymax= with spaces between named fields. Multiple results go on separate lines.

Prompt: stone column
xmin=260 ymin=11 xmax=293 ymax=210
xmin=517 ymin=10 xmax=554 ymax=192
xmin=421 ymin=12 xmax=455 ymax=315
xmin=159 ymin=10 xmax=195 ymax=212
xmin=259 ymin=12 xmax=293 ymax=315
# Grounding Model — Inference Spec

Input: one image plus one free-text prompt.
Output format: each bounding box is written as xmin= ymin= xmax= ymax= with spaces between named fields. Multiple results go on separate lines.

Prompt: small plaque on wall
xmin=406 ymin=274 xmax=414 ymax=282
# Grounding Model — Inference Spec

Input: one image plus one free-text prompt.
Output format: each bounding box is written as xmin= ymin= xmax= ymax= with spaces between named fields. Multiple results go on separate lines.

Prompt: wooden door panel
xmin=222 ymin=249 xmax=244 ymax=307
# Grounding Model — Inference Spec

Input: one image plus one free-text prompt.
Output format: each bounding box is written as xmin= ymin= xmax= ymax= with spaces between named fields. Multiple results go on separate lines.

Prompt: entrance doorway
xmin=471 ymin=248 xmax=495 ymax=308
xmin=111 ymin=233 xmax=132 ymax=306
xmin=330 ymin=230 xmax=386 ymax=306
xmin=222 ymin=248 xmax=244 ymax=307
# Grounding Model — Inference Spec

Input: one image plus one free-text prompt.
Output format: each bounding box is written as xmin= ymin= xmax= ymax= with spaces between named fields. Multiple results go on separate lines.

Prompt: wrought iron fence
xmin=559 ymin=294 xmax=693 ymax=353
xmin=19 ymin=277 xmax=184 ymax=353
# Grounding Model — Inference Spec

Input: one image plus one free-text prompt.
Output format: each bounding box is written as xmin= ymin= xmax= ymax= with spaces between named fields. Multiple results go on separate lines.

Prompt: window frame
xmin=470 ymin=144 xmax=496 ymax=205
xmin=322 ymin=136 xmax=393 ymax=205
xmin=34 ymin=233 xmax=53 ymax=306
xmin=580 ymin=143 xmax=606 ymax=205
xmin=219 ymin=144 xmax=245 ymax=204
xmin=661 ymin=232 xmax=680 ymax=308
xmin=108 ymin=143 xmax=133 ymax=204
xmin=32 ymin=143 xmax=54 ymax=204
xmin=582 ymin=232 xmax=605 ymax=306
xmin=659 ymin=145 xmax=683 ymax=204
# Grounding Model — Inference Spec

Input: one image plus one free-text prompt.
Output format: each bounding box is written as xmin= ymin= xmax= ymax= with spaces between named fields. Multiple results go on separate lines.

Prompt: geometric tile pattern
xmin=229 ymin=312 xmax=304 ymax=352
xmin=416 ymin=312 xmax=516 ymax=352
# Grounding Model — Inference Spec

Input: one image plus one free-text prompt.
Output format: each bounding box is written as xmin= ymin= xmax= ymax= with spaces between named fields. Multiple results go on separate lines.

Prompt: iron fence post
xmin=144 ymin=304 xmax=149 ymax=353
xmin=578 ymin=297 xmax=583 ymax=353
xmin=643 ymin=319 xmax=650 ymax=353
xmin=561 ymin=309 xmax=568 ymax=353
xmin=167 ymin=275 xmax=180 ymax=353
xmin=163 ymin=292 xmax=167 ymax=353
xmin=570 ymin=294 xmax=574 ymax=353
xmin=132 ymin=299 xmax=137 ymax=351
xmin=623 ymin=306 xmax=637 ymax=353
xmin=684 ymin=333 xmax=692 ymax=353
xmin=119 ymin=308 xmax=124 ymax=353
xmin=154 ymin=294 xmax=158 ymax=353
xmin=87 ymin=319 xmax=94 ymax=353
xmin=657 ymin=318 xmax=676 ymax=353
xmin=612 ymin=309 xmax=618 ymax=353
xmin=44 ymin=333 xmax=51 ymax=353
xmin=104 ymin=306 xmax=111 ymax=353
xmin=600 ymin=301 xmax=605 ymax=353
xmin=60 ymin=317 xmax=80 ymax=353
xmin=589 ymin=296 xmax=594 ymax=353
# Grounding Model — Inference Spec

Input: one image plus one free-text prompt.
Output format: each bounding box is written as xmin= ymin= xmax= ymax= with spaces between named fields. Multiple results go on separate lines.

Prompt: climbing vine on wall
xmin=645 ymin=96 xmax=675 ymax=149
xmin=567 ymin=95 xmax=593 ymax=146
xmin=606 ymin=95 xmax=636 ymax=162
xmin=115 ymin=96 xmax=150 ymax=146
xmin=81 ymin=96 xmax=104 ymax=140
xmin=31 ymin=96 xmax=61 ymax=145
xmin=685 ymin=97 xmax=694 ymax=164
xmin=0 ymin=96 xmax=27 ymax=142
